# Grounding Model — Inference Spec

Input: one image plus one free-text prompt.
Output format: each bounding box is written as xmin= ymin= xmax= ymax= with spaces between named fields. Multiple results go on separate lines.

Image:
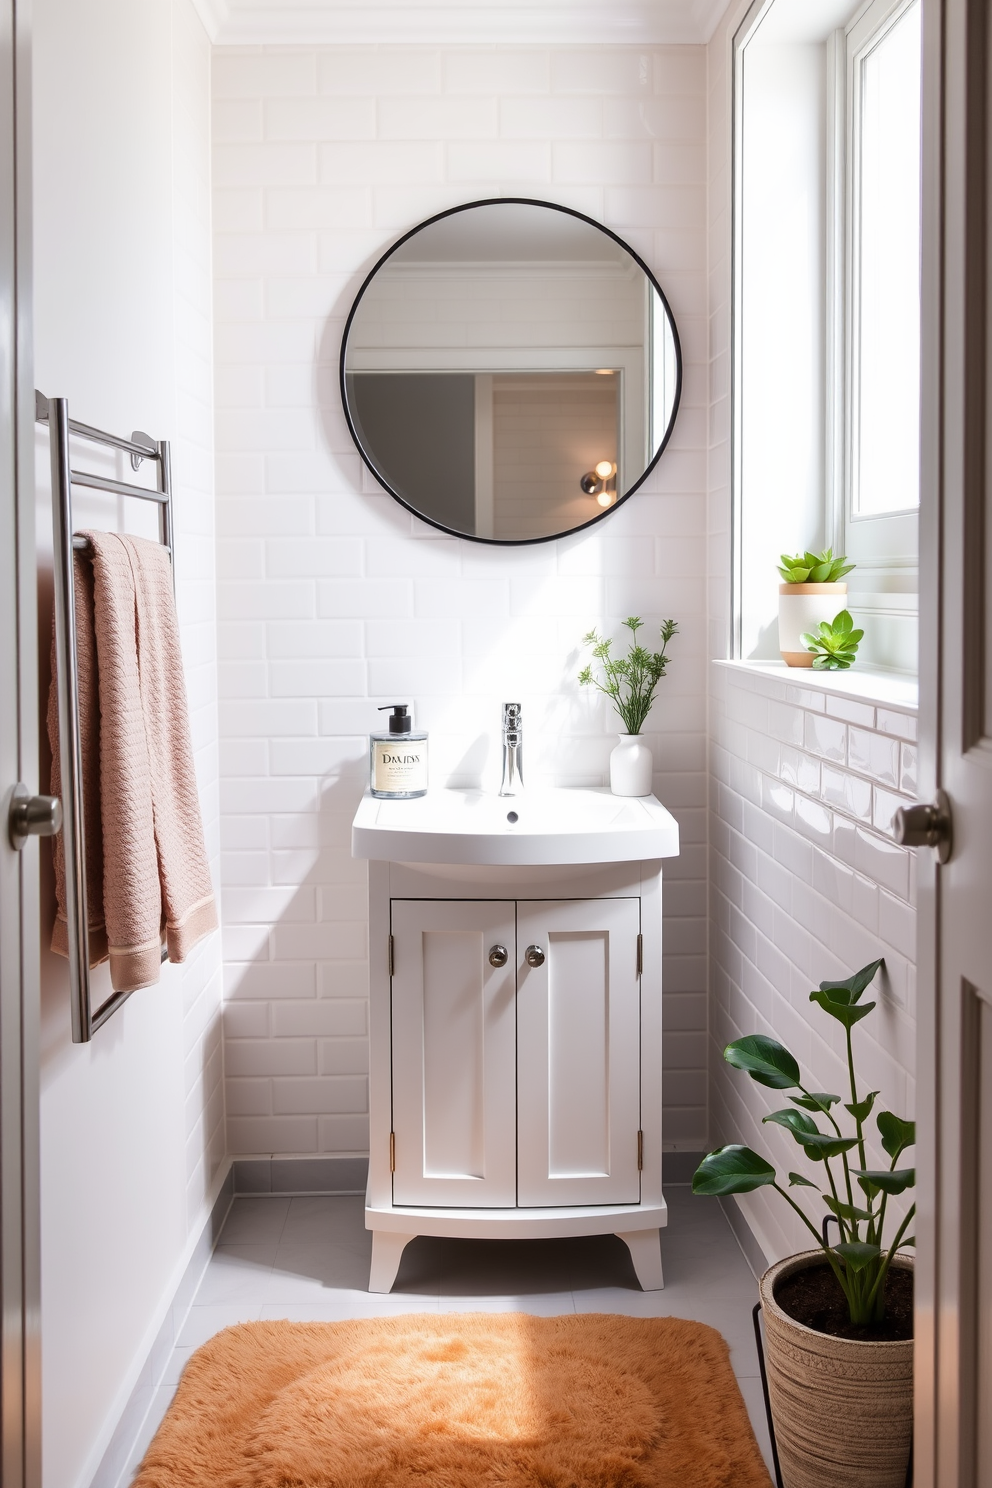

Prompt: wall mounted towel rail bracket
xmin=36 ymin=391 xmax=174 ymax=1042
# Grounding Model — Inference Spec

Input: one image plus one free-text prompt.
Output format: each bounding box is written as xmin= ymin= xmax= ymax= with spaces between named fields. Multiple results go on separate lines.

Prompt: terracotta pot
xmin=609 ymin=734 xmax=653 ymax=796
xmin=759 ymin=1250 xmax=913 ymax=1488
xmin=778 ymin=582 xmax=848 ymax=666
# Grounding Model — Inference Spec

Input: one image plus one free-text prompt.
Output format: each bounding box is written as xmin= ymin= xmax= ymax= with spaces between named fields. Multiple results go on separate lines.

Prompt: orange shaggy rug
xmin=134 ymin=1312 xmax=771 ymax=1488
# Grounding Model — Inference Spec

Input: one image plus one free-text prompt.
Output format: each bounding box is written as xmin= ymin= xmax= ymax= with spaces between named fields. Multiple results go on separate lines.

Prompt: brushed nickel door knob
xmin=488 ymin=945 xmax=508 ymax=968
xmin=894 ymin=789 xmax=952 ymax=864
xmin=525 ymin=944 xmax=545 ymax=967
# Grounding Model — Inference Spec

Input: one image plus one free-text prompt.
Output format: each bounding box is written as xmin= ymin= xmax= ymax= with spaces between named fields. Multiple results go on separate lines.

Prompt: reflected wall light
xmin=580 ymin=460 xmax=617 ymax=507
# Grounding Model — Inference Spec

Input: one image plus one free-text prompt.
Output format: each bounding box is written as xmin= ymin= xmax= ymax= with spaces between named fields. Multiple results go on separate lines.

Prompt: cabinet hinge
xmin=389 ymin=1132 xmax=396 ymax=1173
xmin=388 ymin=934 xmax=394 ymax=976
xmin=636 ymin=933 xmax=643 ymax=976
xmin=637 ymin=1130 xmax=644 ymax=1170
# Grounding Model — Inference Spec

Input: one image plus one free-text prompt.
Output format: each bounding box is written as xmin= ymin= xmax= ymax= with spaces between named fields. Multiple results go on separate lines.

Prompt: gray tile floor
xmin=130 ymin=1186 xmax=774 ymax=1481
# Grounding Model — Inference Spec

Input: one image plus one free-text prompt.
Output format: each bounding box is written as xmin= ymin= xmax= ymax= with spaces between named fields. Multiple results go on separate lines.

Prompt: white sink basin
xmin=351 ymin=787 xmax=679 ymax=866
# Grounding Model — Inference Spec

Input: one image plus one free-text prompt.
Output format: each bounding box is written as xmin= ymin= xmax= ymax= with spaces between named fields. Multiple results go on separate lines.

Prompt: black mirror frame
xmin=339 ymin=197 xmax=683 ymax=547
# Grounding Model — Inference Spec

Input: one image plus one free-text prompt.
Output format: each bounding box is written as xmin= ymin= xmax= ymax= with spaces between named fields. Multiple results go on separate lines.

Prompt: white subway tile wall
xmin=213 ymin=44 xmax=710 ymax=1157
xmin=705 ymin=3 xmax=918 ymax=1265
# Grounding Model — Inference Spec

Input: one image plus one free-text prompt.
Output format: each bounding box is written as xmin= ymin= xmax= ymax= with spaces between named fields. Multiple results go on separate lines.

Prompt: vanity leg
xmin=368 ymin=1231 xmax=415 ymax=1294
xmin=616 ymin=1228 xmax=664 ymax=1291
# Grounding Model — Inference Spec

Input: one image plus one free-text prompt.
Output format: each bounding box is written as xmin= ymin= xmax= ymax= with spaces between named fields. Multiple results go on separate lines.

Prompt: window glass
xmin=853 ymin=0 xmax=922 ymax=519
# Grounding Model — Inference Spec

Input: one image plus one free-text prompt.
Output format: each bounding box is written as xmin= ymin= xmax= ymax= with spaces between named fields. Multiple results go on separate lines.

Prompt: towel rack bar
xmin=39 ymin=393 xmax=175 ymax=1042
xmin=71 ymin=534 xmax=172 ymax=556
xmin=35 ymin=390 xmax=160 ymax=463
xmin=70 ymin=469 xmax=169 ymax=504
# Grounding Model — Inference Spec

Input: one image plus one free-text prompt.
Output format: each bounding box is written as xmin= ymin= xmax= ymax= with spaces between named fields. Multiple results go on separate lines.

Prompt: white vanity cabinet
xmin=362 ymin=850 xmax=673 ymax=1294
xmin=389 ymin=895 xmax=641 ymax=1211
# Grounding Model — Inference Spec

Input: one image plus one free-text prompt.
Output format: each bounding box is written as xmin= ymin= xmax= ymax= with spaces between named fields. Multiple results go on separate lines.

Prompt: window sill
xmin=714 ymin=659 xmax=918 ymax=714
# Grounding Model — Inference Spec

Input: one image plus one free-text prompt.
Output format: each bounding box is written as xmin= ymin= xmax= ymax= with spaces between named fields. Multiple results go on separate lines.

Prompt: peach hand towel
xmin=49 ymin=530 xmax=217 ymax=992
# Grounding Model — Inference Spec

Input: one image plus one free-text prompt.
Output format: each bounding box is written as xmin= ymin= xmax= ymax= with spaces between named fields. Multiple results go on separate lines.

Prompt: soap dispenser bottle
xmin=369 ymin=704 xmax=428 ymax=800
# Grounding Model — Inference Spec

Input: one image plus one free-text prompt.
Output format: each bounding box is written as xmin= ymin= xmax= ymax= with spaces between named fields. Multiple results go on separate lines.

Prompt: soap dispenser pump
xmin=369 ymin=704 xmax=428 ymax=800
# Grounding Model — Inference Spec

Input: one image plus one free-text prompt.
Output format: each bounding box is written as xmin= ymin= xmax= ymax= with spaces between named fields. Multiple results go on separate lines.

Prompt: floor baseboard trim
xmin=233 ymin=1155 xmax=370 ymax=1195
xmin=659 ymin=1149 xmax=705 ymax=1184
xmin=232 ymin=1154 xmax=706 ymax=1195
xmin=720 ymin=1195 xmax=772 ymax=1281
xmin=89 ymin=1166 xmax=235 ymax=1488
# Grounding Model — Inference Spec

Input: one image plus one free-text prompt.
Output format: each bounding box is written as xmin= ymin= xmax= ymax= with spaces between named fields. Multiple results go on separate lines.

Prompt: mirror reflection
xmin=341 ymin=200 xmax=681 ymax=543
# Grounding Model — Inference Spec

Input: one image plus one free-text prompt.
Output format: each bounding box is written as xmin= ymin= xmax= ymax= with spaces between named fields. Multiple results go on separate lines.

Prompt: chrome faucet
xmin=499 ymin=703 xmax=524 ymax=796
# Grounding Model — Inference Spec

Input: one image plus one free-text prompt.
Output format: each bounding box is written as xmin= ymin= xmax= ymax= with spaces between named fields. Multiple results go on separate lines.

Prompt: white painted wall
xmin=707 ymin=2 xmax=918 ymax=1262
xmin=32 ymin=4 xmax=222 ymax=1486
xmin=212 ymin=44 xmax=710 ymax=1161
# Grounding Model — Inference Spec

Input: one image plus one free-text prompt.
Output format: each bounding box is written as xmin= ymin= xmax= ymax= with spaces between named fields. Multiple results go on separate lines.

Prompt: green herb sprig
xmin=578 ymin=617 xmax=679 ymax=736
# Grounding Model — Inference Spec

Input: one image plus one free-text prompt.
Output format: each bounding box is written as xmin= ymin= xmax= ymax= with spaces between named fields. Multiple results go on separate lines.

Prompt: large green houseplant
xmin=693 ymin=958 xmax=914 ymax=1488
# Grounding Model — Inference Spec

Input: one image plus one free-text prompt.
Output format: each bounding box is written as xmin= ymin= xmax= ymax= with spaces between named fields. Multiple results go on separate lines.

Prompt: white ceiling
xmin=194 ymin=0 xmax=734 ymax=48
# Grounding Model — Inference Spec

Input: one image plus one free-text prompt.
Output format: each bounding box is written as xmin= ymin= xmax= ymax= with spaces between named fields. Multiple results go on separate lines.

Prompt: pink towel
xmin=49 ymin=531 xmax=217 ymax=993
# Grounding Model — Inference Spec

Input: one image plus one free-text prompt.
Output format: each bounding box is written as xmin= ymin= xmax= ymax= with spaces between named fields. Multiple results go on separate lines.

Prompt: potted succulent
xmin=578 ymin=617 xmax=678 ymax=796
xmin=802 ymin=609 xmax=863 ymax=671
xmin=693 ymin=959 xmax=914 ymax=1488
xmin=778 ymin=548 xmax=854 ymax=666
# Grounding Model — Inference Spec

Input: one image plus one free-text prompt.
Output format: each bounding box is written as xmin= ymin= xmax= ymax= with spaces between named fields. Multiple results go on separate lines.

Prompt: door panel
xmin=390 ymin=900 xmax=516 ymax=1207
xmin=975 ymin=987 xmax=992 ymax=1484
xmin=918 ymin=0 xmax=992 ymax=1479
xmin=516 ymin=899 xmax=640 ymax=1207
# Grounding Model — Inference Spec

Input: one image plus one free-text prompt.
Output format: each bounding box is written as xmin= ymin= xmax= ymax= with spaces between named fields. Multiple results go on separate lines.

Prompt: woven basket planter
xmin=758 ymin=1250 xmax=913 ymax=1488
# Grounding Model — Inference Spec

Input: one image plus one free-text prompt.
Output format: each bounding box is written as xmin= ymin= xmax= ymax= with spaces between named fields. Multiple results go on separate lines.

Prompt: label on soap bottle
xmin=372 ymin=738 xmax=428 ymax=795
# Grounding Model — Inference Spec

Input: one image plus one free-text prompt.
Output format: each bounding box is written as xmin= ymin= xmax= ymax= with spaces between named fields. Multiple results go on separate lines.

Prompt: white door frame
xmin=0 ymin=1 xmax=41 ymax=1484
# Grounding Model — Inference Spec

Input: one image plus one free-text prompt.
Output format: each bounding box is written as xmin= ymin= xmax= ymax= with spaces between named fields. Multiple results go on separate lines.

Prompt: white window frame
xmin=731 ymin=0 xmax=922 ymax=674
xmin=831 ymin=0 xmax=921 ymax=659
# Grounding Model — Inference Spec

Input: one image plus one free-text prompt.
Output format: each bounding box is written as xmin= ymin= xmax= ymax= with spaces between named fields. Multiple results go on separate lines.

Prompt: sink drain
xmin=506 ymin=811 xmax=519 ymax=824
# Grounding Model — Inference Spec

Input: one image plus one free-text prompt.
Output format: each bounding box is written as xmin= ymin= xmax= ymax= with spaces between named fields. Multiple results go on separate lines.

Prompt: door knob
xmin=525 ymin=944 xmax=545 ymax=967
xmin=8 ymin=784 xmax=63 ymax=851
xmin=893 ymin=789 xmax=952 ymax=864
xmin=488 ymin=945 xmax=508 ymax=968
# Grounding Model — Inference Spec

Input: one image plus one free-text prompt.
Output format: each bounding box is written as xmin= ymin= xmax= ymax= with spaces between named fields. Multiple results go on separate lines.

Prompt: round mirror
xmin=340 ymin=199 xmax=681 ymax=545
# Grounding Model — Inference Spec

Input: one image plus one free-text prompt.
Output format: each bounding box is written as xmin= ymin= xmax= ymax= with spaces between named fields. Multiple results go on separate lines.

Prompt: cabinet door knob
xmin=488 ymin=944 xmax=508 ymax=968
xmin=525 ymin=944 xmax=545 ymax=967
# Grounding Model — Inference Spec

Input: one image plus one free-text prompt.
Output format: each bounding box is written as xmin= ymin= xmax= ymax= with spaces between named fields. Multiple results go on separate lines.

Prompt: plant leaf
xmin=877 ymin=1111 xmax=915 ymax=1160
xmin=762 ymin=1109 xmax=820 ymax=1140
xmin=791 ymin=1092 xmax=842 ymax=1113
xmin=824 ymin=1196 xmax=873 ymax=1222
xmin=845 ymin=1090 xmax=880 ymax=1123
xmin=724 ymin=1035 xmax=800 ymax=1090
xmin=853 ymin=1167 xmax=916 ymax=1196
xmin=692 ymin=1146 xmax=776 ymax=1197
xmin=834 ymin=1241 xmax=882 ymax=1272
xmin=819 ymin=959 xmax=884 ymax=1003
xmin=809 ymin=988 xmax=877 ymax=1028
xmin=788 ymin=1172 xmax=818 ymax=1187
xmin=794 ymin=1132 xmax=860 ymax=1162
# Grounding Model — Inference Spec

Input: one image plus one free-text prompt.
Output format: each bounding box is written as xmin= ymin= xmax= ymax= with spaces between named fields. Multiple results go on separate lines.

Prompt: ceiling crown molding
xmin=196 ymin=0 xmax=732 ymax=48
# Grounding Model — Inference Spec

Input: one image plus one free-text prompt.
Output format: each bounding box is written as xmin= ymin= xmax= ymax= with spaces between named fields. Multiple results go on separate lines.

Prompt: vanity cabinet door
xmin=516 ymin=898 xmax=641 ymax=1207
xmin=390 ymin=899 xmax=516 ymax=1207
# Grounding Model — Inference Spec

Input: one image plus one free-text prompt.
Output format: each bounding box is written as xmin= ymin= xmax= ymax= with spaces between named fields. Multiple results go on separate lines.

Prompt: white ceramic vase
xmin=610 ymin=734 xmax=653 ymax=797
xmin=778 ymin=582 xmax=848 ymax=666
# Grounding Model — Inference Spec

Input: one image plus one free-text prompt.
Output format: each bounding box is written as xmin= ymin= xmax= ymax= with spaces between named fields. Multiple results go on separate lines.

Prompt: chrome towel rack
xmin=36 ymin=391 xmax=174 ymax=1043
